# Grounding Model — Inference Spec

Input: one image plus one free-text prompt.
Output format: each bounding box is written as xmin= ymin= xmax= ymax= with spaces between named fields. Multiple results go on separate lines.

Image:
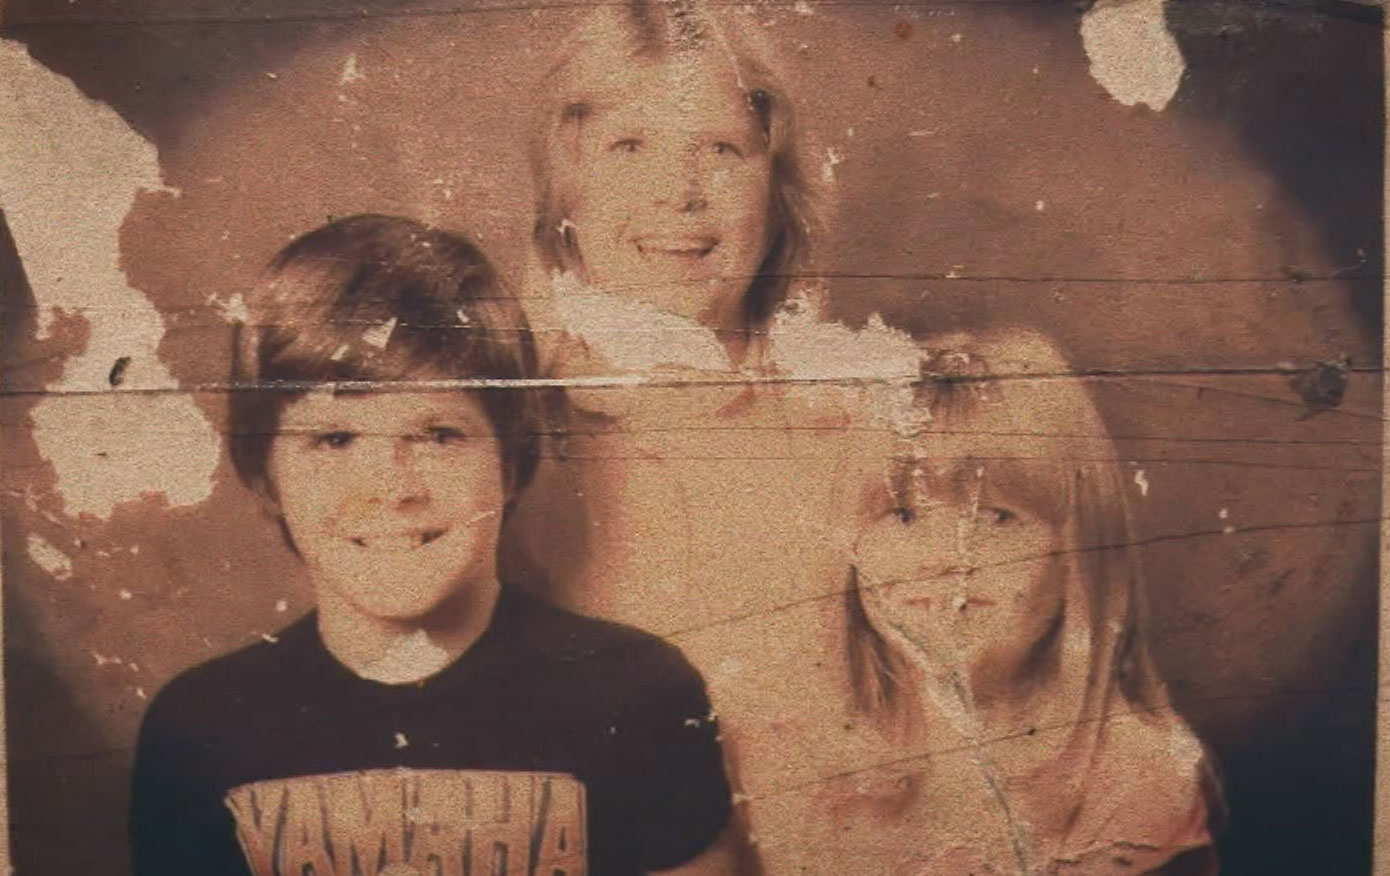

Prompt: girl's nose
xmin=654 ymin=144 xmax=706 ymax=211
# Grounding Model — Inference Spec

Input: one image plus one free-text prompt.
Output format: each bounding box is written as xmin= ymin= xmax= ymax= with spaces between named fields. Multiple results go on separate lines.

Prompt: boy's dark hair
xmin=228 ymin=214 xmax=545 ymax=516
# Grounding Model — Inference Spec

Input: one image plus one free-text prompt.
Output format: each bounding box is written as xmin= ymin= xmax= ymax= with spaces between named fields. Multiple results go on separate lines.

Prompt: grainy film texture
xmin=0 ymin=1 xmax=1382 ymax=874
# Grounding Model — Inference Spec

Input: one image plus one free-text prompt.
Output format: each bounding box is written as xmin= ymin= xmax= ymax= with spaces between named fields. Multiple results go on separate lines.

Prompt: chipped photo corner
xmin=0 ymin=1 xmax=1384 ymax=874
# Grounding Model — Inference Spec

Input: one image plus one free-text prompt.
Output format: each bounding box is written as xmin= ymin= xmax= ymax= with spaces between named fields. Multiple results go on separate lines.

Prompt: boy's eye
xmin=711 ymin=141 xmax=744 ymax=158
xmin=423 ymin=426 xmax=467 ymax=445
xmin=609 ymin=138 xmax=641 ymax=155
xmin=891 ymin=506 xmax=917 ymax=525
xmin=313 ymin=430 xmax=356 ymax=450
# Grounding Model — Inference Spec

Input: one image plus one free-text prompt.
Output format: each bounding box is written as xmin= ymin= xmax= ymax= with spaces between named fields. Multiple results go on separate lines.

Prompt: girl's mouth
xmin=635 ymin=236 xmax=717 ymax=257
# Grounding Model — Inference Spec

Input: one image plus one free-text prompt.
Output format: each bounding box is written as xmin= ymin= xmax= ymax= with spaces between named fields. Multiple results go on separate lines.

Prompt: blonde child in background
xmin=830 ymin=328 xmax=1222 ymax=874
xmin=502 ymin=3 xmax=900 ymax=869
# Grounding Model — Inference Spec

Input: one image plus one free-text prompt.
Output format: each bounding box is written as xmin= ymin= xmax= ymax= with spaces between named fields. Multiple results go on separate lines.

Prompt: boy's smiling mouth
xmin=348 ymin=528 xmax=448 ymax=551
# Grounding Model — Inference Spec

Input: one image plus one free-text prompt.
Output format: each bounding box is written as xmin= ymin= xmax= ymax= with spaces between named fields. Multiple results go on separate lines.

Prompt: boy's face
xmin=569 ymin=56 xmax=773 ymax=331
xmin=268 ymin=389 xmax=506 ymax=624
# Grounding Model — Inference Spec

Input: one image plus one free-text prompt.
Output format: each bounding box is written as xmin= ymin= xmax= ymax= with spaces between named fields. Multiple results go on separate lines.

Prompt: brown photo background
xmin=0 ymin=0 xmax=1382 ymax=873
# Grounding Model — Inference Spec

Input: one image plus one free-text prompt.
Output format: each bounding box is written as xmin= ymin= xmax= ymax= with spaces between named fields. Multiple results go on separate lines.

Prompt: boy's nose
xmin=386 ymin=468 xmax=430 ymax=509
xmin=374 ymin=439 xmax=431 ymax=508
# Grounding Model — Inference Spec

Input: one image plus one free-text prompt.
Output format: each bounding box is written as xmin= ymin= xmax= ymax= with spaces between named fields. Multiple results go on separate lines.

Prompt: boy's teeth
xmin=349 ymin=530 xmax=444 ymax=551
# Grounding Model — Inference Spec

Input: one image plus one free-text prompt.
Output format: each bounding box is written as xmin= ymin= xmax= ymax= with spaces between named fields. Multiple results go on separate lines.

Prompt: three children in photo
xmin=133 ymin=209 xmax=1219 ymax=875
xmin=131 ymin=1 xmax=1220 ymax=873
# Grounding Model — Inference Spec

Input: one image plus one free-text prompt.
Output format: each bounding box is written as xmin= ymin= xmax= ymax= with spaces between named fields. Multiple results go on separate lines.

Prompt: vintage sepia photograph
xmin=0 ymin=0 xmax=1382 ymax=873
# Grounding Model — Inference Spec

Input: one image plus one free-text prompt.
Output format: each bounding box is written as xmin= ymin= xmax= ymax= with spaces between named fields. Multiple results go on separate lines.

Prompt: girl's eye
xmin=977 ymin=506 xmax=1017 ymax=526
xmin=891 ymin=507 xmax=917 ymax=525
xmin=313 ymin=430 xmax=355 ymax=450
xmin=609 ymin=138 xmax=641 ymax=155
xmin=423 ymin=426 xmax=466 ymax=445
xmin=711 ymin=141 xmax=744 ymax=158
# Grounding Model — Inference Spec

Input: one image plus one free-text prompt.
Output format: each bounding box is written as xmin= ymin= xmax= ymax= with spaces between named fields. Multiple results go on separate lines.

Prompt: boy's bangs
xmin=257 ymin=314 xmax=504 ymax=392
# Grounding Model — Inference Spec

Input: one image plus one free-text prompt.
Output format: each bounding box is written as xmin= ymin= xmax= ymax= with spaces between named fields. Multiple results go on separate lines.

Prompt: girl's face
xmin=853 ymin=460 xmax=1068 ymax=678
xmin=568 ymin=57 xmax=773 ymax=331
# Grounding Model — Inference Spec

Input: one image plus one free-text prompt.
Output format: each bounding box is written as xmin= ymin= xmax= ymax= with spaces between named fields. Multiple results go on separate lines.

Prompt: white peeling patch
xmin=360 ymin=316 xmax=397 ymax=349
xmin=768 ymin=301 xmax=919 ymax=385
xmin=26 ymin=533 xmax=73 ymax=580
xmin=260 ymin=633 xmax=279 ymax=644
xmin=550 ymin=271 xmax=728 ymax=373
xmin=208 ymin=291 xmax=249 ymax=324
xmin=793 ymin=0 xmax=813 ymax=14
xmin=394 ymin=731 xmax=410 ymax=749
xmin=1219 ymin=506 xmax=1235 ymax=535
xmin=1079 ymin=0 xmax=1185 ymax=111
xmin=820 ymin=146 xmax=845 ymax=184
xmin=769 ymin=299 xmax=923 ymax=431
xmin=338 ymin=52 xmax=365 ymax=86
xmin=118 ymin=589 xmax=132 ymax=600
xmin=359 ymin=629 xmax=453 ymax=685
xmin=1133 ymin=468 xmax=1149 ymax=497
xmin=1034 ymin=199 xmax=1046 ymax=213
xmin=275 ymin=599 xmax=289 ymax=613
xmin=1166 ymin=721 xmax=1202 ymax=775
xmin=0 ymin=40 xmax=219 ymax=519
xmin=30 ymin=394 xmax=221 ymax=519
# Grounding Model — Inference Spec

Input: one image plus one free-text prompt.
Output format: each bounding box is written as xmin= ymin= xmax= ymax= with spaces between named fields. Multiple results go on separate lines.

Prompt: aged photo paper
xmin=0 ymin=0 xmax=1383 ymax=874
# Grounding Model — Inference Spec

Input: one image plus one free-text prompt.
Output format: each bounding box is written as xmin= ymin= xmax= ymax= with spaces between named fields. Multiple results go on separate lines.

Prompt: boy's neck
xmin=315 ymin=576 xmax=502 ymax=684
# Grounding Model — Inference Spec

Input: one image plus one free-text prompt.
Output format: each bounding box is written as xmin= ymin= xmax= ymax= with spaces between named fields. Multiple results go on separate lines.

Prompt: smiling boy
xmin=129 ymin=215 xmax=747 ymax=876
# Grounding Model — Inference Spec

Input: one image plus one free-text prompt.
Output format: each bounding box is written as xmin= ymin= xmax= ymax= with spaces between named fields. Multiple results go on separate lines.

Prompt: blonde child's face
xmin=853 ymin=461 xmax=1067 ymax=679
xmin=569 ymin=57 xmax=773 ymax=330
xmin=268 ymin=390 xmax=506 ymax=626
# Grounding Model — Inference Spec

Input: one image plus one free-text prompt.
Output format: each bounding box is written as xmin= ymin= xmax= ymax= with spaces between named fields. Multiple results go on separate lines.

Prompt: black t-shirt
xmin=129 ymin=586 xmax=733 ymax=876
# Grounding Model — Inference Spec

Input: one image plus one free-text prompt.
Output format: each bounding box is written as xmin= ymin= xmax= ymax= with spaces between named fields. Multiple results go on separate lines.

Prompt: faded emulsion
xmin=0 ymin=1 xmax=1382 ymax=875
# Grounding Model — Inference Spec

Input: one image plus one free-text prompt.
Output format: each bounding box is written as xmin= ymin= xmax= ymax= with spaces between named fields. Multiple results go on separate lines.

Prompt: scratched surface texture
xmin=0 ymin=0 xmax=1382 ymax=874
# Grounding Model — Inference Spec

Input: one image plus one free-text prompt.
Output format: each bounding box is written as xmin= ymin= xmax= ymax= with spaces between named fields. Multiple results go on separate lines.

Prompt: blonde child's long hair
xmin=846 ymin=329 xmax=1167 ymax=733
